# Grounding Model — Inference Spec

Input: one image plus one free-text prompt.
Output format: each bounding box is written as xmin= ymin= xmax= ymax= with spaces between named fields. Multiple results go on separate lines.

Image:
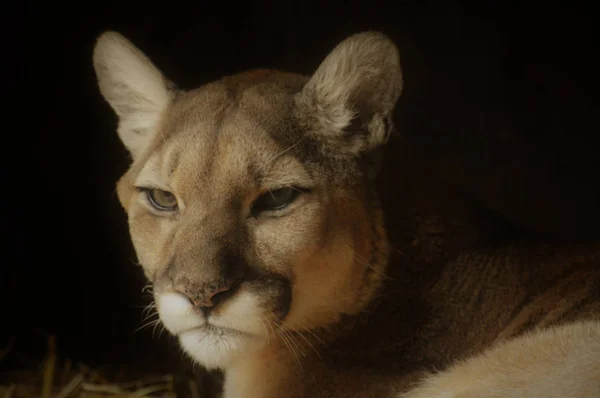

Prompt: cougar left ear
xmin=294 ymin=31 xmax=403 ymax=156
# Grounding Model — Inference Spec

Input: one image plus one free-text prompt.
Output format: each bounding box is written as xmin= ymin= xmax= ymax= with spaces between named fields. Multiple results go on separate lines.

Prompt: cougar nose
xmin=180 ymin=281 xmax=239 ymax=315
xmin=195 ymin=284 xmax=234 ymax=308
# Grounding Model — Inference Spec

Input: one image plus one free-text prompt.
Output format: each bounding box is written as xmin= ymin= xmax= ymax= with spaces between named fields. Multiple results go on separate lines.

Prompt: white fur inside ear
xmin=92 ymin=31 xmax=174 ymax=158
xmin=295 ymin=31 xmax=403 ymax=154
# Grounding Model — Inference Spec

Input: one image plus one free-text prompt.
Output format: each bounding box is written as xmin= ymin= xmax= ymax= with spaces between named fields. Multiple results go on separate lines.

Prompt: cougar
xmin=92 ymin=30 xmax=600 ymax=397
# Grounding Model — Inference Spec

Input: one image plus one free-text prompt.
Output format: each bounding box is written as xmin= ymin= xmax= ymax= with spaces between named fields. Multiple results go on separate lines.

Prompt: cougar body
xmin=92 ymin=31 xmax=600 ymax=397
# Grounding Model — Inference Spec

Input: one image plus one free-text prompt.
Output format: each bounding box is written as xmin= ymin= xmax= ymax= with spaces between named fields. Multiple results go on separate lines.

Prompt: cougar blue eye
xmin=145 ymin=188 xmax=178 ymax=211
xmin=253 ymin=187 xmax=302 ymax=214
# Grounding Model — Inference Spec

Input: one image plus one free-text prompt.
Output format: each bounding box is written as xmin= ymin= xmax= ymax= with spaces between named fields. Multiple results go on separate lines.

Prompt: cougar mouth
xmin=178 ymin=321 xmax=264 ymax=369
xmin=179 ymin=324 xmax=255 ymax=340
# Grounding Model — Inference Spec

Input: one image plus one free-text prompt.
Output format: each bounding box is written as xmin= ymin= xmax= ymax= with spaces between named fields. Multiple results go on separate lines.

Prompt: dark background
xmin=7 ymin=0 xmax=599 ymax=376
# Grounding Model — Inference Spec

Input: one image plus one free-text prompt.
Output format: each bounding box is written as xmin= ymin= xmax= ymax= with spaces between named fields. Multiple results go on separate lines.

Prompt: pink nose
xmin=190 ymin=284 xmax=234 ymax=308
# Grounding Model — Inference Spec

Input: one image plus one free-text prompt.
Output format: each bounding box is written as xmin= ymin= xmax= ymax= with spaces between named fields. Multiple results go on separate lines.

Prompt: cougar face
xmin=93 ymin=32 xmax=402 ymax=369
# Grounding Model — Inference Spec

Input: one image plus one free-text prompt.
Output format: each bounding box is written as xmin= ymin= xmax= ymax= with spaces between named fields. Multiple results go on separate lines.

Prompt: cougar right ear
xmin=92 ymin=31 xmax=174 ymax=159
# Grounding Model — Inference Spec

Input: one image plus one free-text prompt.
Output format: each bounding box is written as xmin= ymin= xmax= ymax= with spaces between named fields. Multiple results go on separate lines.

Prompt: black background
xmin=7 ymin=0 xmax=600 ymax=375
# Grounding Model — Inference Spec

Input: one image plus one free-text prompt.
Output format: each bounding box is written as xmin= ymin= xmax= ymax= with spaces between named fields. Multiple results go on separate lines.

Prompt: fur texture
xmin=400 ymin=320 xmax=600 ymax=398
xmin=93 ymin=31 xmax=600 ymax=398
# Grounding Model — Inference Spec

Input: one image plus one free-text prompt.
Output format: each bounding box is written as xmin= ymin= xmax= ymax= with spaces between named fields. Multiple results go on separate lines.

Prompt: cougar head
xmin=93 ymin=31 xmax=403 ymax=369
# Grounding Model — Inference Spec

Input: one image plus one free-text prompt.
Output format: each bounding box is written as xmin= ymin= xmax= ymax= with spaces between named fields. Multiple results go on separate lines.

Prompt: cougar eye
xmin=146 ymin=188 xmax=178 ymax=211
xmin=253 ymin=187 xmax=301 ymax=214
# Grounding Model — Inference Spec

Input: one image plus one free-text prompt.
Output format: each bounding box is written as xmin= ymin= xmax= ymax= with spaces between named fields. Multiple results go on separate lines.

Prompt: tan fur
xmin=401 ymin=320 xmax=600 ymax=398
xmin=93 ymin=31 xmax=600 ymax=397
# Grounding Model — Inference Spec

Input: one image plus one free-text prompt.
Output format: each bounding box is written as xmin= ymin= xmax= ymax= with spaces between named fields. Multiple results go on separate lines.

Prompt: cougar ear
xmin=295 ymin=32 xmax=403 ymax=155
xmin=92 ymin=31 xmax=175 ymax=159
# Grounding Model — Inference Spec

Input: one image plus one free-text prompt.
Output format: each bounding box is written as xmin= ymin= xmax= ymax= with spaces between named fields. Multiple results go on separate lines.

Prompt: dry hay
xmin=0 ymin=334 xmax=219 ymax=398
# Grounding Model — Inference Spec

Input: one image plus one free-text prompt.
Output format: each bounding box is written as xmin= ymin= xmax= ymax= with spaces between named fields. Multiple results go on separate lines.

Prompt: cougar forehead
xmin=138 ymin=69 xmax=311 ymax=191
